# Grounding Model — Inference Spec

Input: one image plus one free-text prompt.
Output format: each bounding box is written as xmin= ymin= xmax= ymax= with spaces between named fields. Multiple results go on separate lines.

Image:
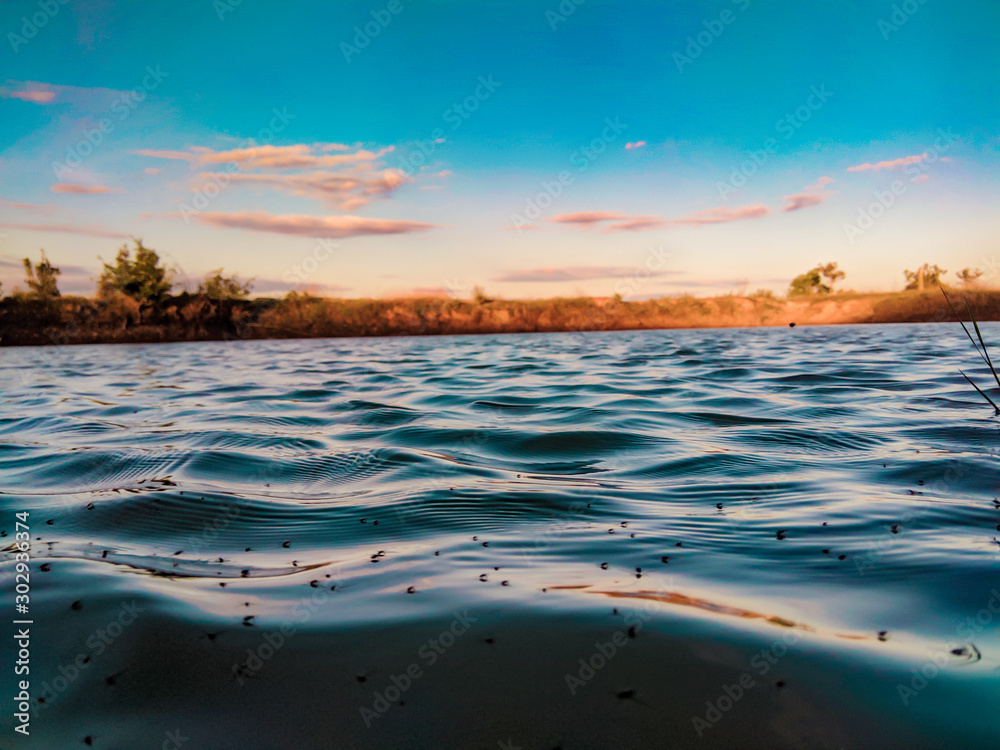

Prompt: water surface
xmin=1 ymin=324 xmax=998 ymax=749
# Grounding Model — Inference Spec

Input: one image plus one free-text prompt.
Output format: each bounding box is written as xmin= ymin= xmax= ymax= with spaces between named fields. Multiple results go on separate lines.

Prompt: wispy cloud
xmin=625 ymin=141 xmax=647 ymax=150
xmin=50 ymin=183 xmax=117 ymax=195
xmin=805 ymin=175 xmax=835 ymax=191
xmin=195 ymin=169 xmax=409 ymax=210
xmin=175 ymin=211 xmax=436 ymax=239
xmin=549 ymin=204 xmax=770 ymax=232
xmin=604 ymin=216 xmax=667 ymax=232
xmin=494 ymin=266 xmax=675 ymax=282
xmin=135 ymin=144 xmax=393 ymax=170
xmin=0 ymin=221 xmax=129 ymax=239
xmin=847 ymin=153 xmax=929 ymax=172
xmin=0 ymin=199 xmax=57 ymax=215
xmin=550 ymin=211 xmax=629 ymax=225
xmin=138 ymin=143 xmax=407 ymax=210
xmin=669 ymin=204 xmax=770 ymax=225
xmin=0 ymin=86 xmax=56 ymax=104
xmin=782 ymin=192 xmax=829 ymax=212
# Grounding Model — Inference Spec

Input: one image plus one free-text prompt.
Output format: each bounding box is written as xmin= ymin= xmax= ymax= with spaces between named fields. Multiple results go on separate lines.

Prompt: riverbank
xmin=1 ymin=289 xmax=997 ymax=347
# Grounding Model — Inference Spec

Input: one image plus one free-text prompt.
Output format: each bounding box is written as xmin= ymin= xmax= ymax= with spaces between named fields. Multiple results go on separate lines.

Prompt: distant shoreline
xmin=1 ymin=289 xmax=996 ymax=348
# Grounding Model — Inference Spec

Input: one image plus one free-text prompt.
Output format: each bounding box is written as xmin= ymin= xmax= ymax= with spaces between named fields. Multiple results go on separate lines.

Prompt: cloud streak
xmin=0 ymin=222 xmax=129 ymax=239
xmin=1 ymin=87 xmax=56 ymax=104
xmin=494 ymin=266 xmax=676 ymax=282
xmin=137 ymin=142 xmax=406 ymax=210
xmin=549 ymin=211 xmax=629 ymax=225
xmin=178 ymin=211 xmax=436 ymax=239
xmin=0 ymin=199 xmax=57 ymax=215
xmin=669 ymin=205 xmax=771 ymax=225
xmin=782 ymin=192 xmax=829 ymax=212
xmin=847 ymin=153 xmax=929 ymax=172
xmin=549 ymin=204 xmax=770 ymax=232
xmin=51 ymin=183 xmax=116 ymax=195
xmin=196 ymin=169 xmax=409 ymax=210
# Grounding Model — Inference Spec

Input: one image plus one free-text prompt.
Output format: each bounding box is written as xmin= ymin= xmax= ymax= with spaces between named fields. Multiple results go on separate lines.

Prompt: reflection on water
xmin=1 ymin=324 xmax=998 ymax=748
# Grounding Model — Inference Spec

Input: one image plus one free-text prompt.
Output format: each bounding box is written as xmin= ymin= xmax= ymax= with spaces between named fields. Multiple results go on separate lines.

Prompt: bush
xmin=198 ymin=269 xmax=253 ymax=301
xmin=789 ymin=262 xmax=844 ymax=296
xmin=904 ymin=263 xmax=946 ymax=290
xmin=23 ymin=250 xmax=60 ymax=299
xmin=98 ymin=239 xmax=172 ymax=302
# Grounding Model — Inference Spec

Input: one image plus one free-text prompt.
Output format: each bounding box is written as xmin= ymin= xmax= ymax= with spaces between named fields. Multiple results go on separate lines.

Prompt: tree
xmin=904 ymin=263 xmax=946 ymax=290
xmin=818 ymin=262 xmax=845 ymax=291
xmin=956 ymin=268 xmax=984 ymax=288
xmin=198 ymin=269 xmax=253 ymax=301
xmin=788 ymin=262 xmax=844 ymax=296
xmin=23 ymin=250 xmax=61 ymax=299
xmin=98 ymin=239 xmax=172 ymax=302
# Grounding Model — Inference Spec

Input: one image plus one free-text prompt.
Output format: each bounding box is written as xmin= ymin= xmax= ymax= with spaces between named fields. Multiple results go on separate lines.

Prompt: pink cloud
xmin=782 ymin=192 xmax=830 ymax=212
xmin=0 ymin=221 xmax=128 ymax=238
xmin=911 ymin=174 xmax=930 ymax=183
xmin=625 ymin=141 xmax=647 ymax=150
xmin=179 ymin=211 xmax=436 ymax=239
xmin=494 ymin=266 xmax=675 ymax=282
xmin=549 ymin=205 xmax=770 ymax=232
xmin=252 ymin=278 xmax=351 ymax=294
xmin=50 ymin=183 xmax=116 ymax=195
xmin=196 ymin=168 xmax=409 ymax=209
xmin=1 ymin=88 xmax=56 ymax=104
xmin=805 ymin=175 xmax=835 ymax=191
xmin=670 ymin=205 xmax=771 ymax=225
xmin=138 ymin=142 xmax=408 ymax=210
xmin=143 ymin=167 xmax=161 ymax=175
xmin=847 ymin=153 xmax=929 ymax=172
xmin=133 ymin=149 xmax=202 ymax=162
xmin=137 ymin=144 xmax=395 ymax=171
xmin=604 ymin=216 xmax=667 ymax=232
xmin=549 ymin=211 xmax=629 ymax=225
xmin=0 ymin=199 xmax=57 ymax=215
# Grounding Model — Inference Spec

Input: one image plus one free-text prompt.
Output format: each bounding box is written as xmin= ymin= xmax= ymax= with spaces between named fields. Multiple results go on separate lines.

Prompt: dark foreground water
xmin=1 ymin=324 xmax=998 ymax=749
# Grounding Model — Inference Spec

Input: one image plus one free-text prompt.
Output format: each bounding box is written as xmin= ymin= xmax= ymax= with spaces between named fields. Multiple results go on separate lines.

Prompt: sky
xmin=0 ymin=0 xmax=998 ymax=299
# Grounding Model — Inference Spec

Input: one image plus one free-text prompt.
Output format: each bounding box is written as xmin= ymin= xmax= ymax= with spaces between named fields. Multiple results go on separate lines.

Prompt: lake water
xmin=1 ymin=324 xmax=998 ymax=749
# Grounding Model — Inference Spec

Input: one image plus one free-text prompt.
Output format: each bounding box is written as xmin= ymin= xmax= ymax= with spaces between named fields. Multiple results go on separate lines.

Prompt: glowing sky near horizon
xmin=0 ymin=0 xmax=998 ymax=298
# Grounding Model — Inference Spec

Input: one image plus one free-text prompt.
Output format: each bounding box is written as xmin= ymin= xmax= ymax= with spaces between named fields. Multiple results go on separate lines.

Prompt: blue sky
xmin=1 ymin=0 xmax=997 ymax=298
